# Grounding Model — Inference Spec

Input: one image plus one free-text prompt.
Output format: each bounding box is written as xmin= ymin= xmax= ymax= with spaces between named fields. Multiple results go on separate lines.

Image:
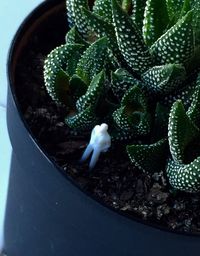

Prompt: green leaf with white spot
xmin=76 ymin=70 xmax=105 ymax=112
xmin=113 ymin=106 xmax=151 ymax=135
xmin=66 ymin=0 xmax=76 ymax=28
xmin=187 ymin=74 xmax=200 ymax=127
xmin=166 ymin=0 xmax=184 ymax=21
xmin=142 ymin=0 xmax=169 ymax=46
xmin=121 ymin=84 xmax=148 ymax=108
xmin=141 ymin=64 xmax=186 ymax=95
xmin=111 ymin=69 xmax=142 ymax=100
xmin=65 ymin=27 xmax=89 ymax=46
xmin=162 ymin=81 xmax=196 ymax=107
xmin=192 ymin=1 xmax=200 ymax=45
xmin=44 ymin=43 xmax=85 ymax=103
xmin=73 ymin=0 xmax=90 ymax=36
xmin=65 ymin=105 xmax=98 ymax=130
xmin=179 ymin=0 xmax=191 ymax=18
xmin=92 ymin=0 xmax=114 ymax=22
xmin=53 ymin=69 xmax=73 ymax=106
xmin=131 ymin=0 xmax=146 ymax=32
xmin=82 ymin=7 xmax=126 ymax=66
xmin=167 ymin=157 xmax=200 ymax=192
xmin=69 ymin=74 xmax=88 ymax=100
xmin=127 ymin=138 xmax=168 ymax=172
xmin=110 ymin=124 xmax=137 ymax=141
xmin=150 ymin=10 xmax=194 ymax=65
xmin=168 ymin=100 xmax=200 ymax=163
xmin=76 ymin=37 xmax=108 ymax=85
xmin=111 ymin=0 xmax=154 ymax=74
xmin=152 ymin=103 xmax=170 ymax=140
xmin=113 ymin=86 xmax=151 ymax=136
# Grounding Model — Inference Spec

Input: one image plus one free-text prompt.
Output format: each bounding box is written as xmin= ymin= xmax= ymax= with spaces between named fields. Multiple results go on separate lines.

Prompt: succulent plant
xmin=44 ymin=0 xmax=200 ymax=192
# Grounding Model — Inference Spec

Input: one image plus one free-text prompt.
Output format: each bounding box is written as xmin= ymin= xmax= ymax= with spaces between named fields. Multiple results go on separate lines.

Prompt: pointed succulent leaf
xmin=65 ymin=27 xmax=89 ymax=46
xmin=73 ymin=0 xmax=90 ymax=36
xmin=131 ymin=0 xmax=146 ymax=32
xmin=141 ymin=64 xmax=186 ymax=95
xmin=66 ymin=0 xmax=76 ymax=28
xmin=113 ymin=86 xmax=151 ymax=135
xmin=111 ymin=69 xmax=142 ymax=100
xmin=52 ymin=69 xmax=74 ymax=107
xmin=65 ymin=105 xmax=98 ymax=130
xmin=152 ymin=103 xmax=170 ymax=140
xmin=167 ymin=157 xmax=200 ymax=192
xmin=82 ymin=8 xmax=125 ymax=65
xmin=113 ymin=106 xmax=151 ymax=135
xmin=92 ymin=0 xmax=113 ymax=22
xmin=121 ymin=84 xmax=148 ymax=109
xmin=76 ymin=70 xmax=105 ymax=112
xmin=113 ymin=105 xmax=149 ymax=132
xmin=82 ymin=7 xmax=113 ymax=36
xmin=192 ymin=1 xmax=200 ymax=45
xmin=150 ymin=10 xmax=194 ymax=65
xmin=179 ymin=0 xmax=191 ymax=18
xmin=111 ymin=0 xmax=154 ymax=74
xmin=162 ymin=81 xmax=196 ymax=107
xmin=187 ymin=74 xmax=200 ymax=127
xmin=44 ymin=43 xmax=85 ymax=103
xmin=168 ymin=100 xmax=200 ymax=163
xmin=185 ymin=46 xmax=200 ymax=75
xmin=113 ymin=105 xmax=134 ymax=131
xmin=69 ymin=74 xmax=88 ymax=100
xmin=110 ymin=125 xmax=136 ymax=141
xmin=76 ymin=37 xmax=108 ymax=85
xmin=166 ymin=0 xmax=184 ymax=21
xmin=127 ymin=138 xmax=168 ymax=172
xmin=142 ymin=0 xmax=169 ymax=46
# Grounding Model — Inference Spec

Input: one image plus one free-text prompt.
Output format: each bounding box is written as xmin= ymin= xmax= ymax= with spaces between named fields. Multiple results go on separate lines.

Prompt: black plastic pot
xmin=5 ymin=0 xmax=200 ymax=255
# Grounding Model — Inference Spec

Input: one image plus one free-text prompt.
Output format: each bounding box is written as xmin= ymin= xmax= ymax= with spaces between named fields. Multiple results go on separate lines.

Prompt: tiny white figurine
xmin=80 ymin=123 xmax=111 ymax=170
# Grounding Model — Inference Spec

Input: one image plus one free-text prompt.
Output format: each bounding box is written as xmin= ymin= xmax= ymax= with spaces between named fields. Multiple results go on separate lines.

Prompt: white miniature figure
xmin=80 ymin=123 xmax=111 ymax=170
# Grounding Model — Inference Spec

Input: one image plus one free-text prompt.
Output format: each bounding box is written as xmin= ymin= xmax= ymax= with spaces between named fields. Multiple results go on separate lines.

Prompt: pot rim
xmin=6 ymin=0 xmax=200 ymax=238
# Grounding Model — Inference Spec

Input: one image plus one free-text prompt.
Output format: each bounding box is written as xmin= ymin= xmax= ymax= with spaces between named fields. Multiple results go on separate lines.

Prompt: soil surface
xmin=14 ymin=5 xmax=200 ymax=234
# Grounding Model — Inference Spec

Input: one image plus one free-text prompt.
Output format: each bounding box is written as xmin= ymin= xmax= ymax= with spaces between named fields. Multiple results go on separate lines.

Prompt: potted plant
xmin=6 ymin=0 xmax=200 ymax=255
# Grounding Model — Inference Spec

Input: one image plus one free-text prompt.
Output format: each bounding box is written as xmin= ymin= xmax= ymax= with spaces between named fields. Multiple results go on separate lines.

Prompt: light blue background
xmin=0 ymin=0 xmax=42 ymax=252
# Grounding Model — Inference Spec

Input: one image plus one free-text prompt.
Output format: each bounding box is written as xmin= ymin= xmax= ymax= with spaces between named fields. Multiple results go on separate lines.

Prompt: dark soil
xmin=14 ymin=3 xmax=200 ymax=234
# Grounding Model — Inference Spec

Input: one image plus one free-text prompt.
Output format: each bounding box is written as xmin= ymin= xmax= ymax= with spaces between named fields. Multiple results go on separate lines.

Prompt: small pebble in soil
xmin=147 ymin=183 xmax=169 ymax=204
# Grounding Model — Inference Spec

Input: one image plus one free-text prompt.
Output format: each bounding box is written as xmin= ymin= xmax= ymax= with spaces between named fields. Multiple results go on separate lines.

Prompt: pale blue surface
xmin=0 ymin=0 xmax=42 ymax=252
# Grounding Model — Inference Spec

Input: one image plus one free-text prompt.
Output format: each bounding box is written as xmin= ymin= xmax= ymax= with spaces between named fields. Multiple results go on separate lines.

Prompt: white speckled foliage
xmin=167 ymin=158 xmax=200 ymax=192
xmin=76 ymin=37 xmax=108 ymax=84
xmin=141 ymin=64 xmax=186 ymax=94
xmin=143 ymin=0 xmax=169 ymax=46
xmin=168 ymin=100 xmax=200 ymax=163
xmin=44 ymin=0 xmax=200 ymax=192
xmin=69 ymin=0 xmax=90 ymax=36
xmin=131 ymin=0 xmax=146 ymax=31
xmin=127 ymin=138 xmax=168 ymax=172
xmin=44 ymin=44 xmax=85 ymax=103
xmin=112 ymin=0 xmax=154 ymax=74
xmin=150 ymin=10 xmax=194 ymax=65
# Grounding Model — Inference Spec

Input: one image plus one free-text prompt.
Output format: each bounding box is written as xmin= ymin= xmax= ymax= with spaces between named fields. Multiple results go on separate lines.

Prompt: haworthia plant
xmin=44 ymin=0 xmax=200 ymax=192
xmin=167 ymin=158 xmax=200 ymax=192
xmin=143 ymin=0 xmax=169 ymax=46
xmin=150 ymin=10 xmax=194 ymax=65
xmin=111 ymin=0 xmax=154 ymax=74
xmin=168 ymin=100 xmax=200 ymax=163
xmin=127 ymin=138 xmax=168 ymax=172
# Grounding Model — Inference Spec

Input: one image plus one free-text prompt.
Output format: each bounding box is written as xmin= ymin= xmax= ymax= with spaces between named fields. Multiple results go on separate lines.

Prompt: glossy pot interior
xmin=6 ymin=0 xmax=200 ymax=255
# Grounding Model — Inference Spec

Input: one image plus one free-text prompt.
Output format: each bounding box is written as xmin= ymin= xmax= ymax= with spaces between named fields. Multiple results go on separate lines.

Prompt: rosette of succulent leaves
xmin=44 ymin=0 xmax=200 ymax=192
